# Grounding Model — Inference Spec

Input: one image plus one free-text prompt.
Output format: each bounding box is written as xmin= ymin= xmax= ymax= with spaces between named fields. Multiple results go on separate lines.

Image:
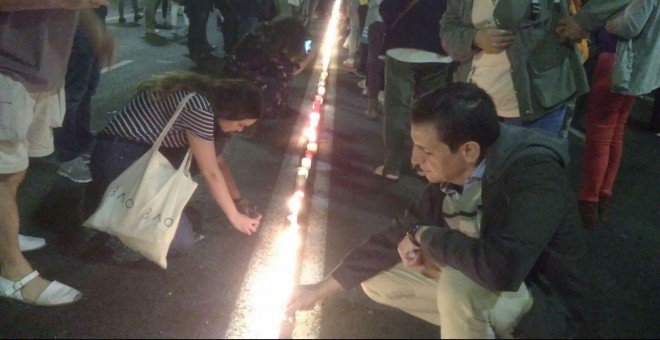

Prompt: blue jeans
xmin=54 ymin=27 xmax=99 ymax=162
xmin=502 ymin=105 xmax=567 ymax=137
xmin=85 ymin=136 xmax=195 ymax=256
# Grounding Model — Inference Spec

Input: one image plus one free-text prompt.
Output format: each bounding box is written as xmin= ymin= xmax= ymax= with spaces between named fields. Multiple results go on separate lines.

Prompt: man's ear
xmin=461 ymin=141 xmax=482 ymax=166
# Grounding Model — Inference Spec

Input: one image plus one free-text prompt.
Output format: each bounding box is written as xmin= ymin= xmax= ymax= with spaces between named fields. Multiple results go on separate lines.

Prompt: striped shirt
xmin=103 ymin=90 xmax=215 ymax=148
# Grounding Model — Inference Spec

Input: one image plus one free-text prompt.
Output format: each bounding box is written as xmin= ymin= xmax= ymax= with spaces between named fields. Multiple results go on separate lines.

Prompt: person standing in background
xmin=0 ymin=0 xmax=114 ymax=306
xmin=575 ymin=0 xmax=660 ymax=228
xmin=440 ymin=0 xmax=589 ymax=137
xmin=54 ymin=5 xmax=109 ymax=184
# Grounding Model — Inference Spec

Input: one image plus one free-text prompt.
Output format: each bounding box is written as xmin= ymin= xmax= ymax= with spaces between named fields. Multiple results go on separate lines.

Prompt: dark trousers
xmin=356 ymin=4 xmax=369 ymax=74
xmin=215 ymin=0 xmax=239 ymax=53
xmin=54 ymin=27 xmax=100 ymax=162
xmin=185 ymin=1 xmax=212 ymax=55
xmin=383 ymin=57 xmax=450 ymax=176
xmin=651 ymin=87 xmax=660 ymax=132
xmin=366 ymin=21 xmax=385 ymax=99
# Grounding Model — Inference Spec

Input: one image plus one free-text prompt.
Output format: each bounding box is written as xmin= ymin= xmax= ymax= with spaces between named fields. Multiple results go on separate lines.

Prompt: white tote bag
xmin=83 ymin=93 xmax=199 ymax=269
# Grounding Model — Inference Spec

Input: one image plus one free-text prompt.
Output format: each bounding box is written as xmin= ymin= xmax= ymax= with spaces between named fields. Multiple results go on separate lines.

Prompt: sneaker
xmin=57 ymin=156 xmax=92 ymax=183
xmin=342 ymin=58 xmax=355 ymax=68
xmin=357 ymin=79 xmax=366 ymax=89
xmin=18 ymin=234 xmax=47 ymax=252
xmin=578 ymin=200 xmax=598 ymax=230
xmin=80 ymin=153 xmax=91 ymax=165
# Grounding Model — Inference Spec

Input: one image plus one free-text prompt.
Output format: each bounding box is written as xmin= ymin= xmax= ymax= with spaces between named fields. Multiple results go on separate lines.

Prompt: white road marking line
xmin=291 ymin=61 xmax=337 ymax=340
xmin=100 ymin=60 xmax=134 ymax=74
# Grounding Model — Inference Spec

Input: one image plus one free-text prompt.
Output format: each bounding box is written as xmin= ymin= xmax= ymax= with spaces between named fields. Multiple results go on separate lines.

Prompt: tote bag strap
xmin=152 ymin=92 xmax=198 ymax=150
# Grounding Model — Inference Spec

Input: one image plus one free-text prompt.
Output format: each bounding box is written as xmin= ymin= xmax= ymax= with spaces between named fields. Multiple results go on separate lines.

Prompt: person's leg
xmin=579 ymin=53 xmax=621 ymax=204
xmin=345 ymin=0 xmax=360 ymax=63
xmin=598 ymin=95 xmax=636 ymax=200
xmin=0 ymin=77 xmax=80 ymax=304
xmin=55 ymin=27 xmax=96 ymax=163
xmin=144 ymin=0 xmax=158 ymax=31
xmin=523 ymin=104 xmax=567 ymax=136
xmin=132 ymin=0 xmax=141 ymax=21
xmin=161 ymin=0 xmax=169 ymax=19
xmin=559 ymin=95 xmax=577 ymax=139
xmin=436 ymin=267 xmax=532 ymax=339
xmin=382 ymin=57 xmax=415 ymax=178
xmin=118 ymin=0 xmax=126 ymax=20
xmin=361 ymin=263 xmax=440 ymax=326
xmin=365 ymin=21 xmax=385 ymax=119
xmin=651 ymin=87 xmax=660 ymax=133
xmin=167 ymin=213 xmax=195 ymax=257
xmin=185 ymin=6 xmax=205 ymax=56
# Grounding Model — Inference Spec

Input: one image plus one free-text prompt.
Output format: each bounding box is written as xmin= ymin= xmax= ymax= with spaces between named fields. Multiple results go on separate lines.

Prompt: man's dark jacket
xmin=330 ymin=124 xmax=591 ymax=337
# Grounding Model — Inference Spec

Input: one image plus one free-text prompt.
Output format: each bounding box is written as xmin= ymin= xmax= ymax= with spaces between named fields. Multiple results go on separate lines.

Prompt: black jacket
xmin=331 ymin=125 xmax=591 ymax=337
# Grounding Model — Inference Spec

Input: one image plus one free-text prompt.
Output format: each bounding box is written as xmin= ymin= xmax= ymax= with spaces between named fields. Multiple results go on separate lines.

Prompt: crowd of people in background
xmin=1 ymin=0 xmax=659 ymax=338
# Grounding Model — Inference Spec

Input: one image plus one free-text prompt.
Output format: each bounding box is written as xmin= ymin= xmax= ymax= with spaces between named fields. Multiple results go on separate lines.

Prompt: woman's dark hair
xmin=136 ymin=71 xmax=263 ymax=121
xmin=411 ymin=82 xmax=500 ymax=153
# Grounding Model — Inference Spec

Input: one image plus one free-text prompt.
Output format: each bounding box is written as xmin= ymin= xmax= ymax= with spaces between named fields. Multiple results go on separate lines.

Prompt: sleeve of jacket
xmin=419 ymin=156 xmax=567 ymax=292
xmin=573 ymin=0 xmax=633 ymax=32
xmin=439 ymin=0 xmax=479 ymax=63
xmin=605 ymin=0 xmax=656 ymax=39
xmin=330 ymin=184 xmax=448 ymax=290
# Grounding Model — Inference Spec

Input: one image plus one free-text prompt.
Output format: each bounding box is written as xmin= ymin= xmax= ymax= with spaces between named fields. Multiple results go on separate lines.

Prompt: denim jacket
xmin=607 ymin=0 xmax=660 ymax=95
xmin=440 ymin=0 xmax=589 ymax=121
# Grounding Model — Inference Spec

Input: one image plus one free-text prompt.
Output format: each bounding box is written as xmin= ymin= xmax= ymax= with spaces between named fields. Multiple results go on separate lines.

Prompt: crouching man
xmin=286 ymin=82 xmax=591 ymax=338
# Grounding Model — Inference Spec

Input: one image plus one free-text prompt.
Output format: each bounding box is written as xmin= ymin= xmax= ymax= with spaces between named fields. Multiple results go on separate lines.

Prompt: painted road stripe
xmin=100 ymin=60 xmax=134 ymax=74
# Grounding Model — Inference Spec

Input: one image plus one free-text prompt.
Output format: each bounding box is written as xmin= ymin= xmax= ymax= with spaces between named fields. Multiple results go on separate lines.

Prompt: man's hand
xmin=398 ymin=235 xmax=424 ymax=267
xmin=556 ymin=16 xmax=589 ymax=43
xmin=285 ymin=278 xmax=342 ymax=320
xmin=473 ymin=28 xmax=515 ymax=54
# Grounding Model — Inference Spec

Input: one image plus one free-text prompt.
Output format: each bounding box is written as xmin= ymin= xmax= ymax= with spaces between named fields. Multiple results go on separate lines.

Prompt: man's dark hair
xmin=411 ymin=82 xmax=500 ymax=153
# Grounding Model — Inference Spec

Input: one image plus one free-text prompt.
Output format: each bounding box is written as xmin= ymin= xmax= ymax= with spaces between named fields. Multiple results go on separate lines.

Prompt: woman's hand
xmin=473 ymin=28 xmax=514 ymax=54
xmin=229 ymin=210 xmax=261 ymax=235
xmin=235 ymin=198 xmax=262 ymax=219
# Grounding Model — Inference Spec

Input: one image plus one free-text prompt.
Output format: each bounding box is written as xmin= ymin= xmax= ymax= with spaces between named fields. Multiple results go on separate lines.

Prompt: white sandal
xmin=0 ymin=270 xmax=82 ymax=306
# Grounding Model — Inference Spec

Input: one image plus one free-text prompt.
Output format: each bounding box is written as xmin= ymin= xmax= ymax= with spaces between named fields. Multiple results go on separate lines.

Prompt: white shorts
xmin=0 ymin=74 xmax=65 ymax=174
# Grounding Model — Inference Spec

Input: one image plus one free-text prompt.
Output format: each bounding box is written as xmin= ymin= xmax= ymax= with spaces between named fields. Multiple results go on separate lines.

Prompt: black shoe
xmin=134 ymin=13 xmax=143 ymax=22
xmin=578 ymin=200 xmax=599 ymax=230
xmin=598 ymin=196 xmax=611 ymax=223
xmin=155 ymin=22 xmax=173 ymax=30
xmin=119 ymin=17 xmax=127 ymax=23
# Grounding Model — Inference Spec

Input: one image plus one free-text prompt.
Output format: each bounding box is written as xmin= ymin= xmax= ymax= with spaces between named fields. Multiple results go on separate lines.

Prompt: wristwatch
xmin=406 ymin=223 xmax=423 ymax=247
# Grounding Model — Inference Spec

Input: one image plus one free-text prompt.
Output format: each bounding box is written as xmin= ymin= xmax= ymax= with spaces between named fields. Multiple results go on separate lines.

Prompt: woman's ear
xmin=461 ymin=141 xmax=482 ymax=166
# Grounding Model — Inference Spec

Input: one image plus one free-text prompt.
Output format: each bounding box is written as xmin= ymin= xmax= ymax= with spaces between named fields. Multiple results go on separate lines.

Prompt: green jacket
xmin=440 ymin=0 xmax=589 ymax=121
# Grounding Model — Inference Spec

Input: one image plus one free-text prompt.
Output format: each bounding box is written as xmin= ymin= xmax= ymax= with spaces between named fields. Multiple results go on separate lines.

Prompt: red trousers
xmin=579 ymin=52 xmax=637 ymax=202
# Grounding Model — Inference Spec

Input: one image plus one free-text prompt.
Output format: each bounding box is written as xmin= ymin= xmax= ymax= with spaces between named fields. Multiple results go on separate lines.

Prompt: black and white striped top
xmin=102 ymin=90 xmax=215 ymax=148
